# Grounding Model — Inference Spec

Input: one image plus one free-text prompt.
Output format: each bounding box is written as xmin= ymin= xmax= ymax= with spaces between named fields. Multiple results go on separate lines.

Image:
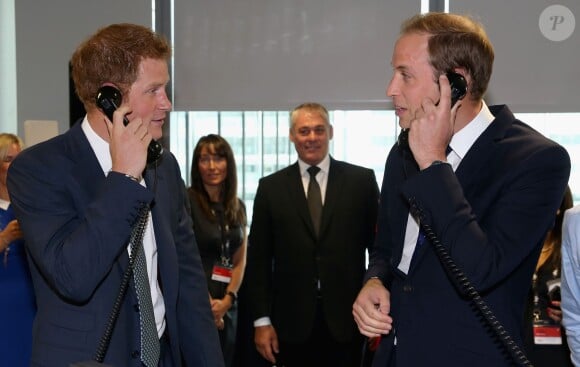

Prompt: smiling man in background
xmin=245 ymin=102 xmax=379 ymax=367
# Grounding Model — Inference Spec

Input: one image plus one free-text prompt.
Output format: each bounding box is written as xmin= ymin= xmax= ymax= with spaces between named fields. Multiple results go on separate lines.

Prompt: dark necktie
xmin=307 ymin=166 xmax=322 ymax=236
xmin=132 ymin=211 xmax=160 ymax=367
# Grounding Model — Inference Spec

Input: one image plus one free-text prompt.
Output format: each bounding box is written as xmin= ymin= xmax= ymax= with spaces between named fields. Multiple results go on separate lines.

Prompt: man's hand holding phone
xmin=107 ymin=104 xmax=151 ymax=180
xmin=408 ymin=73 xmax=463 ymax=170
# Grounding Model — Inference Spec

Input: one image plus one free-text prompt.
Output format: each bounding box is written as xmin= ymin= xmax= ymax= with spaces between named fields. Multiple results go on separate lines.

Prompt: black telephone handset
xmin=397 ymin=72 xmax=467 ymax=151
xmin=447 ymin=71 xmax=467 ymax=108
xmin=95 ymin=86 xmax=163 ymax=164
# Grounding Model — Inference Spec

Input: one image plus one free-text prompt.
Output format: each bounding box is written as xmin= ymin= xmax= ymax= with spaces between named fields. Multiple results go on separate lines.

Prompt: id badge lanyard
xmin=211 ymin=208 xmax=233 ymax=283
xmin=532 ymin=270 xmax=562 ymax=345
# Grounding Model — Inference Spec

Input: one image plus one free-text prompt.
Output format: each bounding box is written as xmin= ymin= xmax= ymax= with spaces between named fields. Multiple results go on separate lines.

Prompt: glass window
xmin=170 ymin=109 xmax=398 ymax=221
xmin=171 ymin=110 xmax=580 ymax=222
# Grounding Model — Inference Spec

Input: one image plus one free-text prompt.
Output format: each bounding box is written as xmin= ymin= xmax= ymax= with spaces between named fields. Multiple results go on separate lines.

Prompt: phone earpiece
xmin=96 ymin=86 xmax=124 ymax=123
xmin=446 ymin=72 xmax=467 ymax=107
xmin=95 ymin=86 xmax=163 ymax=164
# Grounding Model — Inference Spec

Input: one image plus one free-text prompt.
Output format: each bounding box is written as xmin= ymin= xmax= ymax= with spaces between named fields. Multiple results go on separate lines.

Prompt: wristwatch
xmin=430 ymin=160 xmax=448 ymax=166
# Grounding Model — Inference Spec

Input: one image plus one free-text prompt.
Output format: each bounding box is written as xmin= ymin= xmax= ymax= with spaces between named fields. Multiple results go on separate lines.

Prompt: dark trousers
xmin=277 ymin=301 xmax=362 ymax=367
xmin=369 ymin=333 xmax=396 ymax=367
xmin=218 ymin=304 xmax=238 ymax=367
xmin=158 ymin=332 xmax=173 ymax=367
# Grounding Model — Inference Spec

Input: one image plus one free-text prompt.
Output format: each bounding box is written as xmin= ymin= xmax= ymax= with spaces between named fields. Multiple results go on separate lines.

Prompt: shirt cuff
xmin=254 ymin=317 xmax=271 ymax=327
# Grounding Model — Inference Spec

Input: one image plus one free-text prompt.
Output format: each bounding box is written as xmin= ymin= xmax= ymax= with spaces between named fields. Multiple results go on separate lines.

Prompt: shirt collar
xmin=81 ymin=116 xmax=112 ymax=175
xmin=297 ymin=154 xmax=331 ymax=176
xmin=448 ymin=101 xmax=495 ymax=160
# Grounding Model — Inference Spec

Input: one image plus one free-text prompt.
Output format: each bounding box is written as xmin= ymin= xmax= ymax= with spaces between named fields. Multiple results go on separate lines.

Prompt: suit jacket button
xmin=133 ymin=304 xmax=140 ymax=312
xmin=131 ymin=350 xmax=140 ymax=359
xmin=403 ymin=285 xmax=413 ymax=292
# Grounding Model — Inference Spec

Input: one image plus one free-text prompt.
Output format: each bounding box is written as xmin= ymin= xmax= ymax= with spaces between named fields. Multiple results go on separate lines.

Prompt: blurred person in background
xmin=559 ymin=199 xmax=580 ymax=365
xmin=0 ymin=133 xmax=35 ymax=366
xmin=524 ymin=185 xmax=573 ymax=366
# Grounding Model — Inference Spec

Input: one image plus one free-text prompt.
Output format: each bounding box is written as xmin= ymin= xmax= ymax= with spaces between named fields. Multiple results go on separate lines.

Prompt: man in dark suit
xmin=7 ymin=23 xmax=223 ymax=367
xmin=245 ymin=103 xmax=379 ymax=367
xmin=352 ymin=13 xmax=571 ymax=367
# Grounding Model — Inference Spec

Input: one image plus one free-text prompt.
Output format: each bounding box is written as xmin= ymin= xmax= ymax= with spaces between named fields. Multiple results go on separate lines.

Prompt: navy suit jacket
xmin=246 ymin=157 xmax=379 ymax=343
xmin=366 ymin=105 xmax=570 ymax=366
xmin=7 ymin=122 xmax=223 ymax=367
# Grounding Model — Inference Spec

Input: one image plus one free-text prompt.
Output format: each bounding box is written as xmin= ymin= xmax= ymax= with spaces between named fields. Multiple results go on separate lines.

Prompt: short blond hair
xmin=0 ymin=133 xmax=23 ymax=162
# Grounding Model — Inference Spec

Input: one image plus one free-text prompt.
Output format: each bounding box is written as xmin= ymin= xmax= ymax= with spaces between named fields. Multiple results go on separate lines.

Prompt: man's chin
xmin=398 ymin=120 xmax=411 ymax=130
xmin=149 ymin=128 xmax=163 ymax=141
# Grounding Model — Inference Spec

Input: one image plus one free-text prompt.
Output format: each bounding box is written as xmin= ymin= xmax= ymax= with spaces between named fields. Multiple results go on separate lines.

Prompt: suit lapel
xmin=144 ymin=161 xmax=178 ymax=303
xmin=454 ymin=108 xmax=508 ymax=190
xmin=402 ymin=150 xmax=420 ymax=181
xmin=66 ymin=123 xmax=131 ymax=269
xmin=66 ymin=123 xmax=107 ymax=198
xmin=145 ymin=162 xmax=168 ymax=253
xmin=395 ymin=149 xmax=420 ymax=268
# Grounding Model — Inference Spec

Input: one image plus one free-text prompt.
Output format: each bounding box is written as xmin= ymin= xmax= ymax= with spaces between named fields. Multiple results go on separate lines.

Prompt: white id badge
xmin=533 ymin=324 xmax=562 ymax=345
xmin=211 ymin=263 xmax=233 ymax=283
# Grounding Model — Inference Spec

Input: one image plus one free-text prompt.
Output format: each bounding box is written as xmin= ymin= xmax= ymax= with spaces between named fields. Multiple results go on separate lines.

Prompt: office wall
xmin=173 ymin=0 xmax=420 ymax=111
xmin=12 ymin=1 xmax=580 ymax=140
xmin=14 ymin=0 xmax=151 ymax=137
xmin=452 ymin=0 xmax=579 ymax=112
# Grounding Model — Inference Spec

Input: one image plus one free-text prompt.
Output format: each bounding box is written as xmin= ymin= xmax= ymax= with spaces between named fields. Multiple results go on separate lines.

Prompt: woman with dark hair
xmin=188 ymin=134 xmax=247 ymax=367
xmin=524 ymin=185 xmax=574 ymax=366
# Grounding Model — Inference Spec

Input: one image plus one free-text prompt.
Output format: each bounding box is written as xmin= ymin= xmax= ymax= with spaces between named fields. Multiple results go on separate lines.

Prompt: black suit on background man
xmin=245 ymin=103 xmax=379 ymax=367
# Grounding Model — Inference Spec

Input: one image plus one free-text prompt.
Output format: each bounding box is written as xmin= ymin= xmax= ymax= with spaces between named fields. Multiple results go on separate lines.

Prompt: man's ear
xmin=328 ymin=124 xmax=334 ymax=140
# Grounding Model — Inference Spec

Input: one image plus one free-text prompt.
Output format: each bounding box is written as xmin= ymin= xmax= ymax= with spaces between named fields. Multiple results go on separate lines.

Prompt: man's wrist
xmin=367 ymin=276 xmax=383 ymax=286
xmin=108 ymin=170 xmax=142 ymax=183
xmin=420 ymin=159 xmax=450 ymax=171
xmin=430 ymin=160 xmax=448 ymax=166
xmin=123 ymin=173 xmax=142 ymax=182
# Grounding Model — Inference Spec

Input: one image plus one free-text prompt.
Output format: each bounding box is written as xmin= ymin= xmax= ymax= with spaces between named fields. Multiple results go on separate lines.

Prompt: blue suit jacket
xmin=7 ymin=122 xmax=223 ymax=367
xmin=366 ymin=105 xmax=570 ymax=367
